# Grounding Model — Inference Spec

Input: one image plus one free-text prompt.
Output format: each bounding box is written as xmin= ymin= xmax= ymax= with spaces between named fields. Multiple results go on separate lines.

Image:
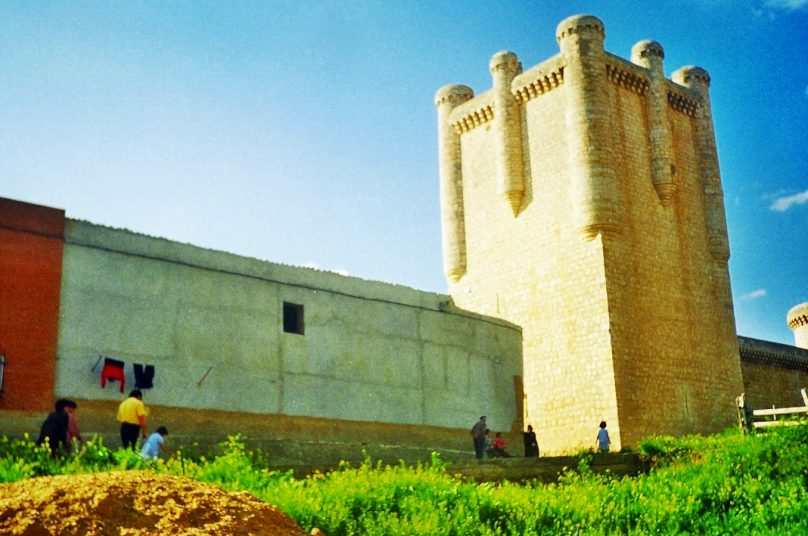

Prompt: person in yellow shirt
xmin=117 ymin=389 xmax=148 ymax=450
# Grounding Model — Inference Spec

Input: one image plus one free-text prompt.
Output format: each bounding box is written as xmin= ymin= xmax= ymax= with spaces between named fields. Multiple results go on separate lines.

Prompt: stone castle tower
xmin=435 ymin=14 xmax=744 ymax=453
xmin=788 ymin=302 xmax=808 ymax=349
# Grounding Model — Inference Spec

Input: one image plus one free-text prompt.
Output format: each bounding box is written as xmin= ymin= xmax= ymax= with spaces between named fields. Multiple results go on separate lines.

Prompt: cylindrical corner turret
xmin=631 ymin=40 xmax=664 ymax=68
xmin=435 ymin=84 xmax=474 ymax=283
xmin=434 ymin=84 xmax=474 ymax=109
xmin=788 ymin=302 xmax=808 ymax=349
xmin=556 ymin=14 xmax=605 ymax=46
xmin=556 ymin=14 xmax=621 ymax=240
xmin=489 ymin=50 xmax=519 ymax=71
xmin=632 ymin=40 xmax=675 ymax=206
xmin=673 ymin=65 xmax=729 ymax=262
xmin=672 ymin=65 xmax=711 ymax=95
xmin=489 ymin=50 xmax=525 ymax=216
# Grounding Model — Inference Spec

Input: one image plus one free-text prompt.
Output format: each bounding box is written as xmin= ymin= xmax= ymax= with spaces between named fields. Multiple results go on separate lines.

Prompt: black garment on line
xmin=133 ymin=364 xmax=155 ymax=389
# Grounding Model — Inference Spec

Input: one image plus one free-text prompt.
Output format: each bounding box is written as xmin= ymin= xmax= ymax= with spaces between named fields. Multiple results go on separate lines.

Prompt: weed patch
xmin=2 ymin=428 xmax=808 ymax=534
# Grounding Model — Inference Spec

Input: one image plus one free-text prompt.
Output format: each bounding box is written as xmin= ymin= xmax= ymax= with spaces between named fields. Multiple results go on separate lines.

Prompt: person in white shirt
xmin=140 ymin=426 xmax=170 ymax=460
xmin=596 ymin=421 xmax=611 ymax=453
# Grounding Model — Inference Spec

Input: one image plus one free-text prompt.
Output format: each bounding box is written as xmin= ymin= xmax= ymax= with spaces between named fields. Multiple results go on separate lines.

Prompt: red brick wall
xmin=0 ymin=197 xmax=65 ymax=411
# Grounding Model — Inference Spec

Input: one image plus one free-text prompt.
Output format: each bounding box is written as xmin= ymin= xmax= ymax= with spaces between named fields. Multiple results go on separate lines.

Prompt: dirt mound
xmin=0 ymin=470 xmax=314 ymax=535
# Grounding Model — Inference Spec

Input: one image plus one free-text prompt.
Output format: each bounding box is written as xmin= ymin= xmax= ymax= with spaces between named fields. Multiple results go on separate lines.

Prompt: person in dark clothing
xmin=523 ymin=424 xmax=539 ymax=457
xmin=37 ymin=399 xmax=76 ymax=456
xmin=470 ymin=416 xmax=488 ymax=460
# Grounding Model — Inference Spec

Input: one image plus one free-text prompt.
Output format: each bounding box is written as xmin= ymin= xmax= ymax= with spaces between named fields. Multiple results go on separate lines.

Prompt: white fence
xmin=736 ymin=388 xmax=808 ymax=431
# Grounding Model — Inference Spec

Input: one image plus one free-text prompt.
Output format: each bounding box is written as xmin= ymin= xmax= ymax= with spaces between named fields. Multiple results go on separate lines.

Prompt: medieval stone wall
xmin=739 ymin=337 xmax=808 ymax=410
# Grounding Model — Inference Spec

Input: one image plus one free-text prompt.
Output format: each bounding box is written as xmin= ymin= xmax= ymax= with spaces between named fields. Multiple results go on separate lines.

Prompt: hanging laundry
xmin=134 ymin=364 xmax=155 ymax=389
xmin=100 ymin=357 xmax=125 ymax=393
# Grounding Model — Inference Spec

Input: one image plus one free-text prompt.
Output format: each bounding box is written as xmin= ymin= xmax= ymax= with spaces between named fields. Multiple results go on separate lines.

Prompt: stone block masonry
xmin=436 ymin=14 xmax=743 ymax=454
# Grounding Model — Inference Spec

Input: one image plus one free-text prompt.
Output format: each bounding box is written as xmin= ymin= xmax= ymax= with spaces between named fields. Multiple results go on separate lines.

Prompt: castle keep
xmin=435 ymin=15 xmax=744 ymax=452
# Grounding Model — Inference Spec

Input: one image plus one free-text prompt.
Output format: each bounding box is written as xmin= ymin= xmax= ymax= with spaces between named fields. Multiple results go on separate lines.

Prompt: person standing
xmin=597 ymin=421 xmax=611 ymax=453
xmin=37 ymin=399 xmax=76 ymax=456
xmin=65 ymin=402 xmax=84 ymax=450
xmin=117 ymin=389 xmax=148 ymax=450
xmin=470 ymin=415 xmax=488 ymax=460
xmin=523 ymin=424 xmax=539 ymax=457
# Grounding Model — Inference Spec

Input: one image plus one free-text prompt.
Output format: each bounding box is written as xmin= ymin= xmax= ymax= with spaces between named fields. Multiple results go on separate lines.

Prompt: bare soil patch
xmin=0 ymin=470 xmax=313 ymax=535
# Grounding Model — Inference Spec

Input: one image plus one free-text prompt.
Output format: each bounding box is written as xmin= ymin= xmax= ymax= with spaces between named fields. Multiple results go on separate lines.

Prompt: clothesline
xmin=98 ymin=356 xmax=154 ymax=391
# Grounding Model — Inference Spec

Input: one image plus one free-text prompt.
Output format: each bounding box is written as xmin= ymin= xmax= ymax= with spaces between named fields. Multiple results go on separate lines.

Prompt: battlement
xmin=787 ymin=302 xmax=808 ymax=329
xmin=445 ymin=40 xmax=704 ymax=139
xmin=513 ymin=55 xmax=565 ymax=103
xmin=436 ymin=14 xmax=723 ymax=251
xmin=739 ymin=336 xmax=808 ymax=371
xmin=448 ymin=89 xmax=493 ymax=133
xmin=605 ymin=55 xmax=649 ymax=95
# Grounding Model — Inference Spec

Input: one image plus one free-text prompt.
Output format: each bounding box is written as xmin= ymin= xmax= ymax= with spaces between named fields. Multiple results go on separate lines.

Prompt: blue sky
xmin=1 ymin=1 xmax=806 ymax=345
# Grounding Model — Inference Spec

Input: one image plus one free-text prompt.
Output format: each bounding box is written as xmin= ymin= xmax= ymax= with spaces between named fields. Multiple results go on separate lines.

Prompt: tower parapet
xmin=556 ymin=14 xmax=621 ymax=241
xmin=788 ymin=302 xmax=808 ymax=349
xmin=489 ymin=50 xmax=525 ymax=215
xmin=632 ymin=40 xmax=676 ymax=206
xmin=513 ymin=56 xmax=565 ymax=103
xmin=435 ymin=84 xmax=474 ymax=282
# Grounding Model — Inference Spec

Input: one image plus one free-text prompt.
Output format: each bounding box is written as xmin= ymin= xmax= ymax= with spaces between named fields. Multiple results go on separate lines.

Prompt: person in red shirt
xmin=66 ymin=402 xmax=84 ymax=450
xmin=491 ymin=432 xmax=511 ymax=457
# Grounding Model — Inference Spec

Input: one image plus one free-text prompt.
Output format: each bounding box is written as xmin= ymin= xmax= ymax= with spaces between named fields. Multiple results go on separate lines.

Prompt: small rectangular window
xmin=283 ymin=302 xmax=304 ymax=335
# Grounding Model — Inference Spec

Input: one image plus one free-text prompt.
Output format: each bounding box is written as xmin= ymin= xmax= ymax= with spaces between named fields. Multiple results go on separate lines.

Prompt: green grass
xmin=2 ymin=427 xmax=808 ymax=535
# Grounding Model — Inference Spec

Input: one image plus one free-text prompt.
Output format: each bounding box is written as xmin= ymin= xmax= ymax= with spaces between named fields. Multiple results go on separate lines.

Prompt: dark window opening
xmin=283 ymin=302 xmax=304 ymax=335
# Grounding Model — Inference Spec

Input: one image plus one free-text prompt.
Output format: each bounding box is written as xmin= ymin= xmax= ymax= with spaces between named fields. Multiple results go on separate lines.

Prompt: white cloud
xmin=303 ymin=262 xmax=349 ymax=276
xmin=764 ymin=0 xmax=808 ymax=11
xmin=741 ymin=289 xmax=767 ymax=301
xmin=770 ymin=189 xmax=808 ymax=212
xmin=805 ymin=85 xmax=808 ymax=99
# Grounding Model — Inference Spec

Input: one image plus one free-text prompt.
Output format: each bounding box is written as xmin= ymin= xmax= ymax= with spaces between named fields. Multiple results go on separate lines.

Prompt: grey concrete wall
xmin=54 ymin=220 xmax=522 ymax=433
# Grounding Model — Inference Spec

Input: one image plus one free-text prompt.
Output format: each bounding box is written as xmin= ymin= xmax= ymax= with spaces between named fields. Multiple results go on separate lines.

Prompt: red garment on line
xmin=101 ymin=358 xmax=125 ymax=393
